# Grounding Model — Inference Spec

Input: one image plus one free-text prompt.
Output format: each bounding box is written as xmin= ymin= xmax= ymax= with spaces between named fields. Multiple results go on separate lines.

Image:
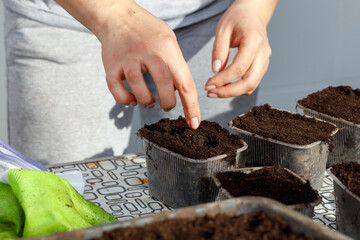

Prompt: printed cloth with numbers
xmin=49 ymin=153 xmax=336 ymax=229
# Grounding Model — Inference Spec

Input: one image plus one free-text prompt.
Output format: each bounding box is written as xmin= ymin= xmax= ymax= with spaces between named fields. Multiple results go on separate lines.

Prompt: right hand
xmin=95 ymin=1 xmax=201 ymax=129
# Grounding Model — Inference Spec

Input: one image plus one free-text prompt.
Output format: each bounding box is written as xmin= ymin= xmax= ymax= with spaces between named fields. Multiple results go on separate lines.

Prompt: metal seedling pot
xmin=139 ymin=137 xmax=248 ymax=208
xmin=327 ymin=167 xmax=360 ymax=239
xmin=229 ymin=108 xmax=338 ymax=191
xmin=212 ymin=167 xmax=322 ymax=218
xmin=27 ymin=197 xmax=351 ymax=240
xmin=297 ymin=102 xmax=360 ymax=167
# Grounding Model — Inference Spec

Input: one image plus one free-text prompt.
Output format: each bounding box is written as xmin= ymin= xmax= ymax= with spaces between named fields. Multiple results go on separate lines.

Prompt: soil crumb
xmin=138 ymin=116 xmax=244 ymax=162
xmin=93 ymin=211 xmax=316 ymax=240
xmin=331 ymin=162 xmax=360 ymax=197
xmin=298 ymin=86 xmax=360 ymax=124
xmin=231 ymin=104 xmax=337 ymax=147
xmin=215 ymin=166 xmax=319 ymax=205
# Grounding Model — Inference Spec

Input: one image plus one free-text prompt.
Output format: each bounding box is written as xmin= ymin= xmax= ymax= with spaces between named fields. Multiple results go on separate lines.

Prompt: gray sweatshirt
xmin=3 ymin=0 xmax=233 ymax=31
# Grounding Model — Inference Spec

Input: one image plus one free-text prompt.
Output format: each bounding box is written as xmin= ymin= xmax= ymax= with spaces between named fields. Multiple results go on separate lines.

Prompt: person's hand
xmin=54 ymin=0 xmax=201 ymax=129
xmin=205 ymin=0 xmax=277 ymax=98
xmin=96 ymin=1 xmax=201 ymax=129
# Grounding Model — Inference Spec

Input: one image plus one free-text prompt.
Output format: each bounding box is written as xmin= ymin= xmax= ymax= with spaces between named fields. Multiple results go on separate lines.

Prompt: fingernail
xmin=212 ymin=60 xmax=221 ymax=73
xmin=205 ymin=85 xmax=216 ymax=91
xmin=146 ymin=103 xmax=155 ymax=108
xmin=207 ymin=93 xmax=218 ymax=98
xmin=129 ymin=101 xmax=137 ymax=106
xmin=191 ymin=117 xmax=200 ymax=129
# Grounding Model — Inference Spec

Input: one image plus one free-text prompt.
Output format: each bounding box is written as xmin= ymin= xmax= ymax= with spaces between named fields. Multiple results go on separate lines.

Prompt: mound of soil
xmin=297 ymin=86 xmax=360 ymax=124
xmin=138 ymin=116 xmax=244 ymax=162
xmin=331 ymin=162 xmax=360 ymax=197
xmin=231 ymin=104 xmax=337 ymax=147
xmin=94 ymin=211 xmax=315 ymax=240
xmin=215 ymin=166 xmax=319 ymax=205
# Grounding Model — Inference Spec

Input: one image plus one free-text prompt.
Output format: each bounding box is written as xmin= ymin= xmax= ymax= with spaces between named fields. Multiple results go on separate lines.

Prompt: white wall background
xmin=259 ymin=1 xmax=360 ymax=110
xmin=1 ymin=1 xmax=360 ymax=152
xmin=0 ymin=2 xmax=6 ymax=143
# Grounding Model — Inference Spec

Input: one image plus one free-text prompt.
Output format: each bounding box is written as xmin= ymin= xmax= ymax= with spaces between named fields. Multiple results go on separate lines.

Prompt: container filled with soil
xmin=212 ymin=166 xmax=321 ymax=217
xmin=229 ymin=104 xmax=338 ymax=190
xmin=31 ymin=197 xmax=351 ymax=240
xmin=297 ymin=86 xmax=360 ymax=167
xmin=137 ymin=116 xmax=247 ymax=208
xmin=328 ymin=162 xmax=360 ymax=239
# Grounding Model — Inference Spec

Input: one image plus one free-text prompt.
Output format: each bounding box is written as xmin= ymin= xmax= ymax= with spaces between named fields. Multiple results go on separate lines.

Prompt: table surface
xmin=48 ymin=153 xmax=337 ymax=230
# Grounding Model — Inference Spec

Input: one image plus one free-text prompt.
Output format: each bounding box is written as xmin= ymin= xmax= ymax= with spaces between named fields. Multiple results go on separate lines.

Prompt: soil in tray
xmin=231 ymin=104 xmax=337 ymax=147
xmin=297 ymin=86 xmax=360 ymax=124
xmin=137 ymin=116 xmax=244 ymax=163
xmin=215 ymin=166 xmax=319 ymax=205
xmin=331 ymin=162 xmax=360 ymax=197
xmin=94 ymin=211 xmax=316 ymax=240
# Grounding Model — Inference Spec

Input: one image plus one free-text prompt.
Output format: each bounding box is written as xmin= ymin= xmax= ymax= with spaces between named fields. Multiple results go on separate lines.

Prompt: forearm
xmin=54 ymin=0 xmax=136 ymax=37
xmin=233 ymin=0 xmax=278 ymax=26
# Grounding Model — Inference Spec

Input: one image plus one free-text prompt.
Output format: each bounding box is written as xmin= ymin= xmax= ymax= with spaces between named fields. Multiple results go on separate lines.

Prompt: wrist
xmin=89 ymin=0 xmax=138 ymax=40
xmin=55 ymin=0 xmax=137 ymax=39
xmin=232 ymin=0 xmax=278 ymax=26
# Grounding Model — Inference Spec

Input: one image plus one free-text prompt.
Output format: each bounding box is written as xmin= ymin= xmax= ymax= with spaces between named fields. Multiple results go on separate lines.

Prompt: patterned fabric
xmin=49 ymin=153 xmax=337 ymax=228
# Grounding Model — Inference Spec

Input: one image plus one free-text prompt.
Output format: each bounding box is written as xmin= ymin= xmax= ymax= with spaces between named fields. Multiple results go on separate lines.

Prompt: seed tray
xmin=327 ymin=167 xmax=360 ymax=239
xmin=27 ymin=197 xmax=350 ymax=240
xmin=297 ymin=103 xmax=360 ymax=167
xmin=212 ymin=167 xmax=322 ymax=217
xmin=138 ymin=137 xmax=247 ymax=208
xmin=229 ymin=108 xmax=338 ymax=190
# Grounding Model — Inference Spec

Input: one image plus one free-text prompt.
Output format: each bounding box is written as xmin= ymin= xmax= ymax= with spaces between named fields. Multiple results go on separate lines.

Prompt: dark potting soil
xmin=137 ymin=116 xmax=244 ymax=162
xmin=297 ymin=86 xmax=360 ymax=124
xmin=93 ymin=211 xmax=315 ymax=240
xmin=215 ymin=166 xmax=319 ymax=205
xmin=331 ymin=162 xmax=360 ymax=197
xmin=231 ymin=104 xmax=337 ymax=147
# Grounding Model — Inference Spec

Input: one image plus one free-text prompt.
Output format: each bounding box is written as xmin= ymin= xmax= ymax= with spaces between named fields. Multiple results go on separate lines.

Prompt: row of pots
xmin=139 ymin=101 xmax=359 ymax=239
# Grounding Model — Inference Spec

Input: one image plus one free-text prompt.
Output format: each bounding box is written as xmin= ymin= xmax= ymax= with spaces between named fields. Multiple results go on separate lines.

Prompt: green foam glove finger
xmin=0 ymin=182 xmax=24 ymax=238
xmin=0 ymin=223 xmax=18 ymax=240
xmin=8 ymin=169 xmax=117 ymax=237
xmin=65 ymin=184 xmax=118 ymax=225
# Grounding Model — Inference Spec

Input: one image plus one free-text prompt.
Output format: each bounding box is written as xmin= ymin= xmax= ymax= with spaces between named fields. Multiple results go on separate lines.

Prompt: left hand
xmin=205 ymin=0 xmax=275 ymax=98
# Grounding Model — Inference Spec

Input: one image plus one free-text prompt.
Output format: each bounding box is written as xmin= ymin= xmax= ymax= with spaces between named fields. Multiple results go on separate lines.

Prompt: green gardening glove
xmin=8 ymin=169 xmax=117 ymax=237
xmin=0 ymin=224 xmax=18 ymax=240
xmin=0 ymin=182 xmax=24 ymax=240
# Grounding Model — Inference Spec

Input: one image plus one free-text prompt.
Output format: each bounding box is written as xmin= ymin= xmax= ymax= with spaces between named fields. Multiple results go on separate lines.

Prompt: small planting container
xmin=212 ymin=167 xmax=322 ymax=217
xmin=229 ymin=109 xmax=338 ymax=191
xmin=28 ymin=197 xmax=351 ymax=240
xmin=297 ymin=102 xmax=360 ymax=167
xmin=327 ymin=166 xmax=360 ymax=239
xmin=140 ymin=137 xmax=248 ymax=208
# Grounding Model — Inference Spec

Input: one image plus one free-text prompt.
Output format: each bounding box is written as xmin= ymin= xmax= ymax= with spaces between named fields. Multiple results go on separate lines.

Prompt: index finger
xmin=206 ymin=34 xmax=261 ymax=88
xmin=167 ymin=54 xmax=201 ymax=129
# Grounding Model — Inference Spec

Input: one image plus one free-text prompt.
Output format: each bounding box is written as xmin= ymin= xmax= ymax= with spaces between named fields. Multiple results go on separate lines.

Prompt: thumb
xmin=212 ymin=27 xmax=231 ymax=73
